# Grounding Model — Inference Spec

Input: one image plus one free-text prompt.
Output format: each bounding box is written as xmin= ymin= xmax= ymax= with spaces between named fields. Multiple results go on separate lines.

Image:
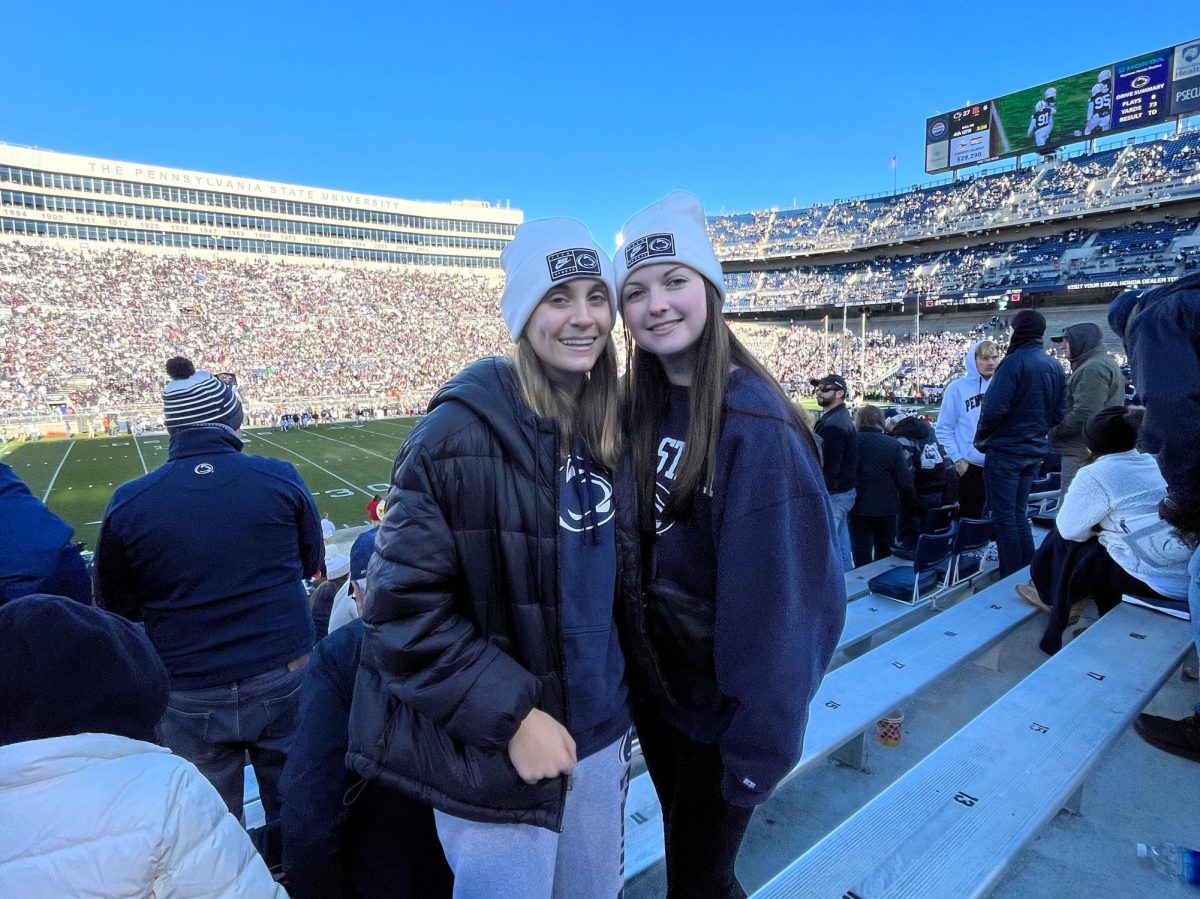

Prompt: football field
xmin=1 ymin=418 xmax=419 ymax=550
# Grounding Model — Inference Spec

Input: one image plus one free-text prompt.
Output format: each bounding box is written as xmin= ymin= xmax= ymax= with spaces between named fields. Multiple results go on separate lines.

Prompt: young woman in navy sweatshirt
xmin=613 ymin=192 xmax=847 ymax=898
xmin=348 ymin=219 xmax=635 ymax=898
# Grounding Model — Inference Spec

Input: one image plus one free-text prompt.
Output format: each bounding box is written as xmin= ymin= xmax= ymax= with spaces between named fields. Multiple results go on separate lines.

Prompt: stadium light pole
xmin=915 ymin=284 xmax=922 ymax=402
xmin=823 ymin=315 xmax=830 ymax=374
xmin=860 ymin=311 xmax=867 ymax=400
xmin=842 ymin=297 xmax=848 ymax=375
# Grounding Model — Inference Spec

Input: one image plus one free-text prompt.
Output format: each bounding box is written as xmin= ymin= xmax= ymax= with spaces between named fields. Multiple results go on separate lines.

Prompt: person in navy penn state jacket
xmin=95 ymin=357 xmax=324 ymax=829
xmin=973 ymin=310 xmax=1067 ymax=577
xmin=615 ymin=192 xmax=846 ymax=899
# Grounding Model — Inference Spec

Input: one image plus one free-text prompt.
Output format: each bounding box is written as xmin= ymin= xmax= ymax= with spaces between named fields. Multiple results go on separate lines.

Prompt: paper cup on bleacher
xmin=876 ymin=710 xmax=904 ymax=748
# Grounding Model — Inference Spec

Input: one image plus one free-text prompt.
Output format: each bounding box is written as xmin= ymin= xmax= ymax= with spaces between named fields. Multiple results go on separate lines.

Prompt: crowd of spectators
xmin=709 ymin=129 xmax=1200 ymax=261
xmin=732 ymin=322 xmax=998 ymax=398
xmin=0 ymin=242 xmax=509 ymax=418
xmin=724 ymin=214 xmax=1198 ymax=311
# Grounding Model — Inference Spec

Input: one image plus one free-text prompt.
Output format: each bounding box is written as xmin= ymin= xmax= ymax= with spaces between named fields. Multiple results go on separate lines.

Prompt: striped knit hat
xmin=162 ymin=357 xmax=244 ymax=432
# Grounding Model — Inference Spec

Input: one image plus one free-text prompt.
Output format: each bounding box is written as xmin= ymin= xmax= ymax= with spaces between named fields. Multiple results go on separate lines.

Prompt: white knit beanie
xmin=613 ymin=191 xmax=725 ymax=304
xmin=500 ymin=218 xmax=617 ymax=341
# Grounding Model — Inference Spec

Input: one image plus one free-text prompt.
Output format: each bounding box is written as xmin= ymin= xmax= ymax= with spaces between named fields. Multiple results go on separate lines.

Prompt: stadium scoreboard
xmin=925 ymin=37 xmax=1200 ymax=174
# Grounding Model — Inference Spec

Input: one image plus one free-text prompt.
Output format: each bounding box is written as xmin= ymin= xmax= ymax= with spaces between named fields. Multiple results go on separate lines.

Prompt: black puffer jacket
xmin=347 ymin=358 xmax=638 ymax=831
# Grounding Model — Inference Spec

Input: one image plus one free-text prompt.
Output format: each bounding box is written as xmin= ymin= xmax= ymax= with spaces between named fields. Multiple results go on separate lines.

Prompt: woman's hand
xmin=507 ymin=708 xmax=576 ymax=784
xmin=955 ymin=459 xmax=969 ymax=476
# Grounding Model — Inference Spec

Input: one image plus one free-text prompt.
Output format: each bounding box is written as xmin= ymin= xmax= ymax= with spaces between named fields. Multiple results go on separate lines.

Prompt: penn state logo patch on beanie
xmin=546 ymin=248 xmax=601 ymax=281
xmin=624 ymin=232 xmax=675 ymax=268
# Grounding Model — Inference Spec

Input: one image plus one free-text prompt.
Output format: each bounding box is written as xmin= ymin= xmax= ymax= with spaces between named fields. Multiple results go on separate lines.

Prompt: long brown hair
xmin=512 ymin=328 xmax=622 ymax=470
xmin=625 ymin=277 xmax=815 ymax=528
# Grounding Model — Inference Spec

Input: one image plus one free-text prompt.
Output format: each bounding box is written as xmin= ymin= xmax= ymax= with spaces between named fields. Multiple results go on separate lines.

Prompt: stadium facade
xmin=0 ymin=145 xmax=523 ymax=272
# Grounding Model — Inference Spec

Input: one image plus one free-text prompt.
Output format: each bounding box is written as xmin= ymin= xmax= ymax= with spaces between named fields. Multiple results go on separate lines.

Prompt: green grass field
xmin=3 ymin=404 xmax=943 ymax=550
xmin=1 ymin=419 xmax=419 ymax=550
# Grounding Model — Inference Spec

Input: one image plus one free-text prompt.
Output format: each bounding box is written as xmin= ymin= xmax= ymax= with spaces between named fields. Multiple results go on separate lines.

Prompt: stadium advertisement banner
xmin=1171 ymin=38 xmax=1200 ymax=116
xmin=926 ymin=38 xmax=1200 ymax=173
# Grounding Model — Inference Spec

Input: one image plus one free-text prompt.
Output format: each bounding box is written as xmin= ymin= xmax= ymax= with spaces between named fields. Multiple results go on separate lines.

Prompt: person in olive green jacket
xmin=1049 ymin=322 xmax=1124 ymax=494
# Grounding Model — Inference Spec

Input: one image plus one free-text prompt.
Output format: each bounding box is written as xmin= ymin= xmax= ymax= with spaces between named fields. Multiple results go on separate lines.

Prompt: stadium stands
xmin=0 ymin=243 xmax=508 ymax=415
xmin=709 ymin=128 xmax=1200 ymax=262
xmin=713 ymin=129 xmax=1200 ymax=314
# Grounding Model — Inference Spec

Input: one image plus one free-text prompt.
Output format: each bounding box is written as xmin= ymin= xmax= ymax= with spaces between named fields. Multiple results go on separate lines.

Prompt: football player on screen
xmin=1085 ymin=69 xmax=1113 ymax=135
xmin=1027 ymin=92 xmax=1055 ymax=148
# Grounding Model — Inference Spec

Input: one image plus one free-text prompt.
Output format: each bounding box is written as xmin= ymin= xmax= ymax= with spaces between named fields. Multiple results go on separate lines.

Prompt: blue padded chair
xmin=942 ymin=516 xmax=995 ymax=585
xmin=869 ymin=523 xmax=958 ymax=605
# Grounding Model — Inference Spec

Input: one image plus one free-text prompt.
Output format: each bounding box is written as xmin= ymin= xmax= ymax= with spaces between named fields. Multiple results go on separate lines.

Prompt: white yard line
xmin=349 ymin=423 xmax=415 ymax=441
xmin=249 ymin=431 xmax=374 ymax=497
xmin=132 ymin=433 xmax=149 ymax=474
xmin=295 ymin=427 xmax=395 ymax=461
xmin=42 ymin=441 xmax=76 ymax=502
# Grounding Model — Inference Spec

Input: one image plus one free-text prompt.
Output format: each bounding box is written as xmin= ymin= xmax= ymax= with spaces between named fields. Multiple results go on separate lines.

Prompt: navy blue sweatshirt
xmin=650 ymin=371 xmax=847 ymax=806
xmin=95 ymin=425 xmax=323 ymax=688
xmin=556 ymin=450 xmax=630 ymax=759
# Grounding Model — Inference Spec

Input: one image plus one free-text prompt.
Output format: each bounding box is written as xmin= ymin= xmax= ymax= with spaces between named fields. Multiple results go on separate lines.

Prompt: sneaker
xmin=1134 ymin=712 xmax=1200 ymax=763
xmin=1016 ymin=582 xmax=1051 ymax=614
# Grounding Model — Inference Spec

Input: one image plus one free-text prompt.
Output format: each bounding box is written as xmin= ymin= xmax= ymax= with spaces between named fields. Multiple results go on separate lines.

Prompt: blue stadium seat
xmin=869 ymin=524 xmax=958 ymax=605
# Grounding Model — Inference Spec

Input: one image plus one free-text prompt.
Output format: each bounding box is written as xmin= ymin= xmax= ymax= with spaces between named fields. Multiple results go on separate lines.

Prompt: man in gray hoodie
xmin=1049 ymin=323 xmax=1123 ymax=495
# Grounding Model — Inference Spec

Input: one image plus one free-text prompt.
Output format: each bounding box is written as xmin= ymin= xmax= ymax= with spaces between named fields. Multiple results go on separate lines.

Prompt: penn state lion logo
xmin=558 ymin=458 xmax=615 ymax=532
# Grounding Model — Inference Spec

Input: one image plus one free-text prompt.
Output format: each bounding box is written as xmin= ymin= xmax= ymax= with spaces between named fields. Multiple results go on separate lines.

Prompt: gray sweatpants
xmin=434 ymin=730 xmax=632 ymax=899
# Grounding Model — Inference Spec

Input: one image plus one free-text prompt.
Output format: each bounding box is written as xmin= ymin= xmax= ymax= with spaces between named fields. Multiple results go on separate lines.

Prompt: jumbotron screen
xmin=925 ymin=37 xmax=1200 ymax=174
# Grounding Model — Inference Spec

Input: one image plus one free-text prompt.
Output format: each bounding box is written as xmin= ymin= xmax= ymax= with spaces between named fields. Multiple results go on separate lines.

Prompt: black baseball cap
xmin=810 ymin=374 xmax=848 ymax=392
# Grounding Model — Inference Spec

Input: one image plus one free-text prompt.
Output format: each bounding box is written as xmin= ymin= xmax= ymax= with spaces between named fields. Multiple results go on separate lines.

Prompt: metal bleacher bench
xmin=625 ymin=567 xmax=1035 ymax=880
xmin=242 ymin=554 xmax=937 ymax=828
xmin=751 ymin=602 xmax=1192 ymax=899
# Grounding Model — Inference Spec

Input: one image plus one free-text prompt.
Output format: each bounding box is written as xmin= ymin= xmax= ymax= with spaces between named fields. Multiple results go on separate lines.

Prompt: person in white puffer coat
xmin=0 ymin=595 xmax=286 ymax=899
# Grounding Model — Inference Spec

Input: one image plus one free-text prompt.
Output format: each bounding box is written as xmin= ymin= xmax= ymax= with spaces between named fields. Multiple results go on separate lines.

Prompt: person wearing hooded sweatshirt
xmin=615 ymin=192 xmax=844 ymax=898
xmin=1049 ymin=322 xmax=1124 ymax=495
xmin=1106 ymin=275 xmax=1200 ymax=764
xmin=347 ymin=219 xmax=636 ymax=898
xmin=935 ymin=340 xmax=999 ymax=518
xmin=0 ymin=595 xmax=286 ymax=898
xmin=974 ymin=310 xmax=1067 ymax=577
xmin=94 ymin=357 xmax=325 ymax=828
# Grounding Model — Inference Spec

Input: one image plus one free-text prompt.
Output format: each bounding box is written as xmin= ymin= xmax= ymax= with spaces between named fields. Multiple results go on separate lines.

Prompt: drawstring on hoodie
xmin=570 ymin=440 xmax=601 ymax=546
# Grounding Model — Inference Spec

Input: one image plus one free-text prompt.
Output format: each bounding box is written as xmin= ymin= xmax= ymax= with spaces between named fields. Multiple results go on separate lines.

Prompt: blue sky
xmin=2 ymin=1 xmax=1191 ymax=247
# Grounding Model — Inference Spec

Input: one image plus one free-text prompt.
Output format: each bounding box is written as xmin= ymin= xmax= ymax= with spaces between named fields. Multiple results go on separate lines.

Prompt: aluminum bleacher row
xmin=243 ymin=494 xmax=1192 ymax=896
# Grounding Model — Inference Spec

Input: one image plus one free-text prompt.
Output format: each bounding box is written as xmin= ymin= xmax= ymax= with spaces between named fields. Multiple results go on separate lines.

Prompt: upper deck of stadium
xmin=0 ymin=144 xmax=523 ymax=273
xmin=700 ymin=128 xmax=1200 ymax=316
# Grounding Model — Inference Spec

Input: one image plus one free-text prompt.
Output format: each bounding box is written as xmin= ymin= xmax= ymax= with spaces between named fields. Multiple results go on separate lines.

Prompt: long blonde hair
xmin=512 ymin=333 xmax=622 ymax=469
